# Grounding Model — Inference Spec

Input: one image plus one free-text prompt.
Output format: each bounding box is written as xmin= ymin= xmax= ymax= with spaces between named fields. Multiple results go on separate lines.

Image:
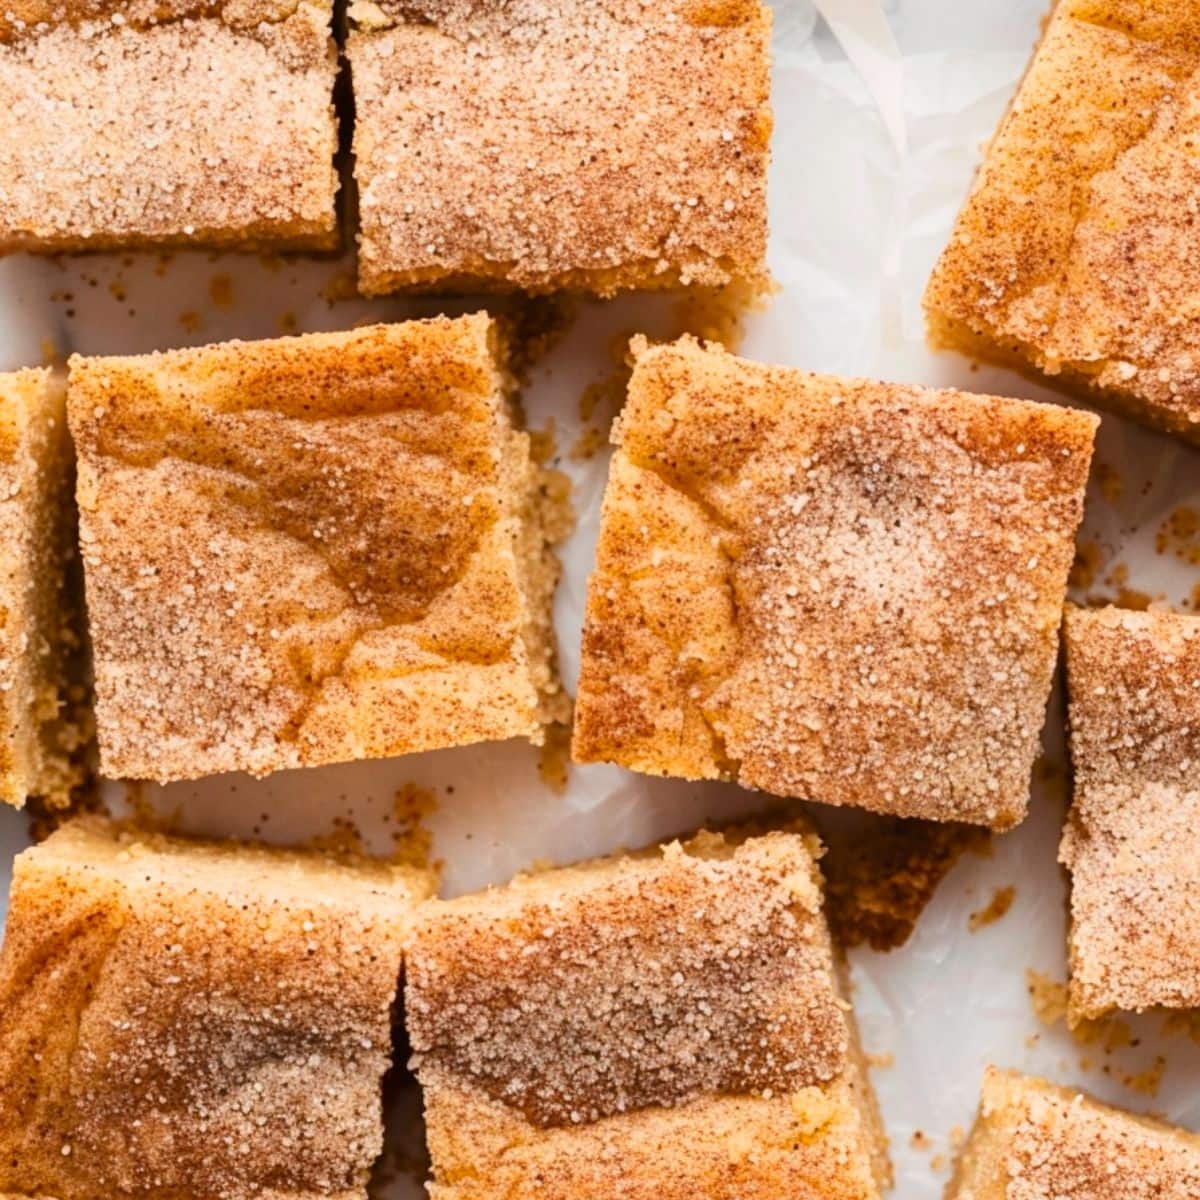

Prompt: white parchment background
xmin=2 ymin=2 xmax=1199 ymax=1196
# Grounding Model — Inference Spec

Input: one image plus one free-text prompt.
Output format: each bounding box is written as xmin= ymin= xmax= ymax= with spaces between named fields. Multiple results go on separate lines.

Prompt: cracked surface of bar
xmin=573 ymin=336 xmax=1097 ymax=828
xmin=69 ymin=315 xmax=565 ymax=783
xmin=0 ymin=814 xmax=436 ymax=1200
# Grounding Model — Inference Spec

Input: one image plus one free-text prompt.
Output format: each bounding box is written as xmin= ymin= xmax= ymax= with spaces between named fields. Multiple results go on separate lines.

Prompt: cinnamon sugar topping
xmin=950 ymin=1069 xmax=1200 ymax=1199
xmin=925 ymin=1 xmax=1200 ymax=443
xmin=0 ymin=814 xmax=435 ymax=1200
xmin=1062 ymin=604 xmax=1200 ymax=1018
xmin=349 ymin=0 xmax=772 ymax=295
xmin=68 ymin=316 xmax=565 ymax=783
xmin=573 ymin=336 xmax=1097 ymax=828
xmin=406 ymin=829 xmax=848 ymax=1128
xmin=0 ymin=0 xmax=338 ymax=251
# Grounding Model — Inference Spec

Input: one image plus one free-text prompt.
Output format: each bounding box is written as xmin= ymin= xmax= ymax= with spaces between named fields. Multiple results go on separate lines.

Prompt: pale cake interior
xmin=1061 ymin=603 xmax=1200 ymax=1019
xmin=349 ymin=0 xmax=772 ymax=297
xmin=948 ymin=1068 xmax=1200 ymax=1200
xmin=0 ymin=814 xmax=436 ymax=1200
xmin=572 ymin=335 xmax=1097 ymax=829
xmin=68 ymin=315 xmax=565 ymax=783
xmin=924 ymin=0 xmax=1200 ymax=442
xmin=407 ymin=826 xmax=891 ymax=1200
xmin=0 ymin=0 xmax=338 ymax=252
xmin=0 ymin=369 xmax=80 ymax=809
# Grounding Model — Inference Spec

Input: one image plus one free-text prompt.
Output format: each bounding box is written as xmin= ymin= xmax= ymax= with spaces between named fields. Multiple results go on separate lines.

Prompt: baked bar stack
xmin=949 ymin=1068 xmax=1200 ymax=1199
xmin=925 ymin=0 xmax=1200 ymax=442
xmin=1062 ymin=604 xmax=1200 ymax=1019
xmin=349 ymin=0 xmax=772 ymax=295
xmin=405 ymin=826 xmax=890 ymax=1200
xmin=0 ymin=368 xmax=79 ymax=809
xmin=573 ymin=335 xmax=1097 ymax=829
xmin=69 ymin=314 xmax=566 ymax=783
xmin=0 ymin=0 xmax=339 ymax=251
xmin=0 ymin=814 xmax=436 ymax=1200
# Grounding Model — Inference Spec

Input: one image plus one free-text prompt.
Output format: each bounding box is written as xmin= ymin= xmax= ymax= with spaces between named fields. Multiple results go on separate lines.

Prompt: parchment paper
xmin=2 ymin=2 xmax=1199 ymax=1196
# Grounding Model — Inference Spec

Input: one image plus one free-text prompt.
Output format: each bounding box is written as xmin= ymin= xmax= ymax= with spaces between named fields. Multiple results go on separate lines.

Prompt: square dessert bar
xmin=0 ymin=814 xmax=436 ymax=1200
xmin=925 ymin=1 xmax=1200 ymax=443
xmin=572 ymin=337 xmax=1097 ymax=829
xmin=0 ymin=368 xmax=79 ymax=809
xmin=405 ymin=826 xmax=890 ymax=1200
xmin=948 ymin=1068 xmax=1200 ymax=1200
xmin=69 ymin=314 xmax=566 ymax=783
xmin=0 ymin=0 xmax=338 ymax=251
xmin=1061 ymin=604 xmax=1200 ymax=1019
xmin=349 ymin=0 xmax=771 ymax=296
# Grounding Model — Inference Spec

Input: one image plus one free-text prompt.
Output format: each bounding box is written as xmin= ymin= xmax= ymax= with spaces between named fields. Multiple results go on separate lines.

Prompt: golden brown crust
xmin=572 ymin=336 xmax=1097 ymax=829
xmin=406 ymin=827 xmax=888 ymax=1200
xmin=0 ymin=369 xmax=79 ymax=809
xmin=1061 ymin=604 xmax=1200 ymax=1018
xmin=68 ymin=315 xmax=562 ymax=783
xmin=0 ymin=814 xmax=436 ymax=1200
xmin=349 ymin=0 xmax=772 ymax=296
xmin=924 ymin=1 xmax=1200 ymax=443
xmin=422 ymin=1075 xmax=885 ymax=1200
xmin=0 ymin=0 xmax=337 ymax=252
xmin=948 ymin=1067 xmax=1200 ymax=1200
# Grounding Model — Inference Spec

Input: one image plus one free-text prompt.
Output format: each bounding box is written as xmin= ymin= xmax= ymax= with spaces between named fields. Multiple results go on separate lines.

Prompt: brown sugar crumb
xmin=1161 ymin=1010 xmax=1200 ymax=1044
xmin=1095 ymin=461 xmax=1124 ymax=504
xmin=1118 ymin=1055 xmax=1167 ymax=1098
xmin=823 ymin=820 xmax=989 ymax=951
xmin=536 ymin=719 xmax=572 ymax=794
xmin=320 ymin=272 xmax=359 ymax=306
xmin=1114 ymin=586 xmax=1156 ymax=611
xmin=573 ymin=336 xmax=1097 ymax=828
xmin=1027 ymin=969 xmax=1070 ymax=1027
xmin=0 ymin=1 xmax=338 ymax=253
xmin=1026 ymin=966 xmax=1166 ymax=1095
xmin=670 ymin=278 xmax=773 ymax=352
xmin=1155 ymin=505 xmax=1200 ymax=565
xmin=569 ymin=425 xmax=607 ymax=461
xmin=349 ymin=0 xmax=772 ymax=296
xmin=307 ymin=814 xmax=369 ymax=858
xmin=948 ymin=1069 xmax=1200 ymax=1200
xmin=505 ymin=296 xmax=580 ymax=386
xmin=968 ymin=885 xmax=1015 ymax=932
xmin=1062 ymin=605 xmax=1200 ymax=1019
xmin=911 ymin=1130 xmax=932 ymax=1151
xmin=1069 ymin=539 xmax=1105 ymax=591
xmin=208 ymin=273 xmax=235 ymax=310
xmin=389 ymin=782 xmax=438 ymax=870
xmin=1027 ymin=968 xmax=1132 ymax=1051
xmin=925 ymin=1 xmax=1200 ymax=444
